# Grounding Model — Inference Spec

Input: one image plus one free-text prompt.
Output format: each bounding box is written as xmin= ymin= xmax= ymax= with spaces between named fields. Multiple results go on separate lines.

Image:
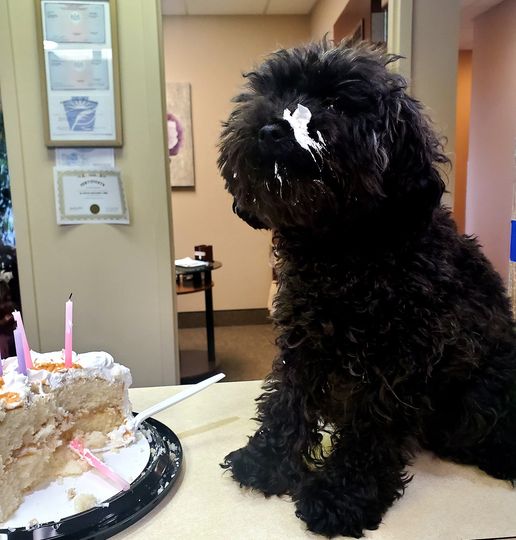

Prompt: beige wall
xmin=164 ymin=16 xmax=310 ymax=313
xmin=166 ymin=3 xmax=461 ymax=314
xmin=333 ymin=0 xmax=372 ymax=43
xmin=466 ymin=0 xmax=516 ymax=282
xmin=0 ymin=0 xmax=179 ymax=386
xmin=387 ymin=0 xmax=412 ymax=81
xmin=310 ymin=0 xmax=350 ymax=40
xmin=411 ymin=0 xmax=460 ymax=209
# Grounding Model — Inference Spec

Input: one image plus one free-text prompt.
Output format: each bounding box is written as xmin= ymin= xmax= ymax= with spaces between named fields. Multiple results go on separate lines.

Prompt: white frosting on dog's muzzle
xmin=283 ymin=104 xmax=325 ymax=160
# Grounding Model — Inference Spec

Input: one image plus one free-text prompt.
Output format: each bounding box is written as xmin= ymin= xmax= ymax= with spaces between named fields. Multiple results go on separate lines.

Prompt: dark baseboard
xmin=178 ymin=308 xmax=270 ymax=329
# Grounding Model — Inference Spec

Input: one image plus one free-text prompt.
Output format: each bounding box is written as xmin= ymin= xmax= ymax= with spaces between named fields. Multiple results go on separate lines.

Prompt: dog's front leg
xmin=294 ymin=428 xmax=411 ymax=538
xmin=222 ymin=375 xmax=317 ymax=497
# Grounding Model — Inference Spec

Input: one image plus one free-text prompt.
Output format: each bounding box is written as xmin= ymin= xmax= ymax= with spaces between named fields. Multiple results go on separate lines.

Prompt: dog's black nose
xmin=258 ymin=123 xmax=290 ymax=147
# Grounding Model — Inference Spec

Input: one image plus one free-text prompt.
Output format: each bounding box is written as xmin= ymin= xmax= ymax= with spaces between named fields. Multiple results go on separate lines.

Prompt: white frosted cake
xmin=0 ymin=351 xmax=133 ymax=521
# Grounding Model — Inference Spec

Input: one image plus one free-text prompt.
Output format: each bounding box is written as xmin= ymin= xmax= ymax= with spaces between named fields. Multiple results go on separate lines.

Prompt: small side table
xmin=175 ymin=261 xmax=222 ymax=383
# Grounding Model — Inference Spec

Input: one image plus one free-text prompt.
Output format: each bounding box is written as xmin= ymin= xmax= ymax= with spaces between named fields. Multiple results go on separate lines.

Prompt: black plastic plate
xmin=0 ymin=416 xmax=183 ymax=539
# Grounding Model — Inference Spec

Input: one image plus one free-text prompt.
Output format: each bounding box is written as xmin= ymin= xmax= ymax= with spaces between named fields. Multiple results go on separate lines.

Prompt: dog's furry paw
xmin=221 ymin=445 xmax=292 ymax=496
xmin=294 ymin=477 xmax=383 ymax=538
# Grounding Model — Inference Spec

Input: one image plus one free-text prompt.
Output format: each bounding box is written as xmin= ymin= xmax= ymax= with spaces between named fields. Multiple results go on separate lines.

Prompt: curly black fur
xmin=218 ymin=41 xmax=516 ymax=538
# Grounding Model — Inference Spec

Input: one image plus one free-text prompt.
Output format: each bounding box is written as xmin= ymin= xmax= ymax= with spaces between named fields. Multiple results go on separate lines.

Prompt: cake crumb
xmin=84 ymin=430 xmax=108 ymax=449
xmin=60 ymin=456 xmax=88 ymax=475
xmin=67 ymin=488 xmax=77 ymax=500
xmin=74 ymin=493 xmax=97 ymax=513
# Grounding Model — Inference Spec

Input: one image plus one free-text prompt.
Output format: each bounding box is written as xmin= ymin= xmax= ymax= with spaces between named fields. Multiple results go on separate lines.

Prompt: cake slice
xmin=0 ymin=351 xmax=132 ymax=522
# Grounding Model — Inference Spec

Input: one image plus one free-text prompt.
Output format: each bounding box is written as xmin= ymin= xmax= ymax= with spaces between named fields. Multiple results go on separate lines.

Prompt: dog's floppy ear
xmin=232 ymin=200 xmax=269 ymax=230
xmin=383 ymin=87 xmax=448 ymax=221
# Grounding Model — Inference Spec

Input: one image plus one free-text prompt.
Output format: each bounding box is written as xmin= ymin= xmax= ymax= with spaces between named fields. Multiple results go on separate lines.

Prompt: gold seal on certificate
xmin=54 ymin=168 xmax=130 ymax=224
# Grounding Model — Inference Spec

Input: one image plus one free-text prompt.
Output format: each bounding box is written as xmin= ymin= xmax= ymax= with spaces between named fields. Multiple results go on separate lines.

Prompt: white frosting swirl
xmin=0 ymin=351 xmax=132 ymax=414
xmin=0 ymin=360 xmax=28 ymax=409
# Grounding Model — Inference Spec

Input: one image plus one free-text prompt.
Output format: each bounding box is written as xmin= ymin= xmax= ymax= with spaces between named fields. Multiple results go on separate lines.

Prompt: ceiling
xmin=161 ymin=0 xmax=318 ymax=16
xmin=162 ymin=0 xmax=506 ymax=49
xmin=459 ymin=0 xmax=504 ymax=48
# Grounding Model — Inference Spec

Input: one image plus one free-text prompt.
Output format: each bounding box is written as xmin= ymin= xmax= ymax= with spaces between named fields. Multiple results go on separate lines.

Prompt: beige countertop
xmin=114 ymin=380 xmax=516 ymax=540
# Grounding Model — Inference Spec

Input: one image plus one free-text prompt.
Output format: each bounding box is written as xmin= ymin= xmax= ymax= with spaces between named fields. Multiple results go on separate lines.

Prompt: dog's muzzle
xmin=258 ymin=121 xmax=292 ymax=156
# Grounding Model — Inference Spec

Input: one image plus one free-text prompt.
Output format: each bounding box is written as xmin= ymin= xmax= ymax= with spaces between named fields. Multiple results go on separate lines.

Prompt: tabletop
xmin=175 ymin=261 xmax=222 ymax=276
xmin=114 ymin=380 xmax=516 ymax=540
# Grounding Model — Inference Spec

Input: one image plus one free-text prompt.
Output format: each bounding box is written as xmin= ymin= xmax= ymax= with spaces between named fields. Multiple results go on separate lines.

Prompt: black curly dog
xmin=218 ymin=41 xmax=516 ymax=538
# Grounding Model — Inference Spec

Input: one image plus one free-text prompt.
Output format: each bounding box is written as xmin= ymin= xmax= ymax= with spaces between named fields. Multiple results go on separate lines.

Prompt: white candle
xmin=64 ymin=297 xmax=73 ymax=367
xmin=12 ymin=310 xmax=32 ymax=369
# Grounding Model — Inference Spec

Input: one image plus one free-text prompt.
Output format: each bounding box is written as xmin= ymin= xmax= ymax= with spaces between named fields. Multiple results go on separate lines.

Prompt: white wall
xmin=411 ymin=0 xmax=460 ymax=209
xmin=466 ymin=0 xmax=516 ymax=282
xmin=0 ymin=0 xmax=179 ymax=386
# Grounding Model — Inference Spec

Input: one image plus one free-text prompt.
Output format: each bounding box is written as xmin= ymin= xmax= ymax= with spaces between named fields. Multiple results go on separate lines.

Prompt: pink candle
xmin=13 ymin=328 xmax=27 ymax=375
xmin=64 ymin=297 xmax=73 ymax=368
xmin=12 ymin=310 xmax=33 ymax=369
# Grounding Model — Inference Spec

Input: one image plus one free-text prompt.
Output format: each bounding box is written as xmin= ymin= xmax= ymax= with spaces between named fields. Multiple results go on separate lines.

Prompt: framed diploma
xmin=35 ymin=0 xmax=123 ymax=146
xmin=54 ymin=168 xmax=130 ymax=224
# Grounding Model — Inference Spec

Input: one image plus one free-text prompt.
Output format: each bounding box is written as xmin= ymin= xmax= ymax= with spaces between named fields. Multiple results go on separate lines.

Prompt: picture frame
xmin=53 ymin=167 xmax=129 ymax=224
xmin=35 ymin=0 xmax=123 ymax=147
xmin=166 ymin=82 xmax=195 ymax=188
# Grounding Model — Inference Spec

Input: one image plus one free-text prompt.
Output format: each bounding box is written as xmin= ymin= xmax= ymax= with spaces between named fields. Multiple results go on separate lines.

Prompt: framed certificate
xmin=35 ymin=0 xmax=122 ymax=146
xmin=54 ymin=168 xmax=130 ymax=224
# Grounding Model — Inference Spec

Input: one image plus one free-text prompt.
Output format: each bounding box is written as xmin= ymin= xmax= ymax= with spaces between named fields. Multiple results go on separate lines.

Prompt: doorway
xmin=0 ymin=100 xmax=22 ymax=357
